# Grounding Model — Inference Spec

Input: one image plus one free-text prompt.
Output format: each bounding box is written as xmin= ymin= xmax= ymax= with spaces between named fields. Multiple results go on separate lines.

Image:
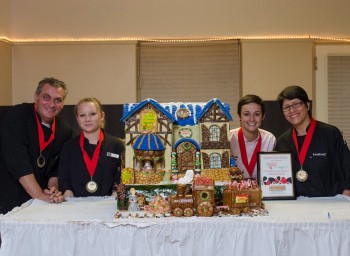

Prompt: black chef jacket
xmin=0 ymin=103 xmax=72 ymax=214
xmin=275 ymin=120 xmax=350 ymax=197
xmin=58 ymin=132 xmax=124 ymax=197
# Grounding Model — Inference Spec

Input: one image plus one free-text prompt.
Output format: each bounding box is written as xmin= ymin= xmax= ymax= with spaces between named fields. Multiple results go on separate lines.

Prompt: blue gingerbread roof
xmin=133 ymin=133 xmax=165 ymax=150
xmin=121 ymin=98 xmax=175 ymax=123
xmin=196 ymin=98 xmax=233 ymax=121
xmin=121 ymin=98 xmax=232 ymax=126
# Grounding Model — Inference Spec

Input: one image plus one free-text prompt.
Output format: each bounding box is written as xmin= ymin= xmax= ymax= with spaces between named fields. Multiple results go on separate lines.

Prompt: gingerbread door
xmin=176 ymin=141 xmax=197 ymax=175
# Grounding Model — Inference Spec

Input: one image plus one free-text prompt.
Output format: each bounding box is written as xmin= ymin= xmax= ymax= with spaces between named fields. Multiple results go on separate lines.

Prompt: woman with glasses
xmin=229 ymin=94 xmax=276 ymax=179
xmin=275 ymin=85 xmax=350 ymax=197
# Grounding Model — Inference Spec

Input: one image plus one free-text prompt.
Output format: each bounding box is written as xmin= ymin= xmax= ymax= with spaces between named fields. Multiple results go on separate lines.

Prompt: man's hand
xmin=19 ymin=174 xmax=63 ymax=203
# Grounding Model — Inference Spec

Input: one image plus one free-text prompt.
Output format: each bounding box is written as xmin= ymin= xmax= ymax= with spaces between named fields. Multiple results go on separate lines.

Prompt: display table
xmin=1 ymin=195 xmax=350 ymax=256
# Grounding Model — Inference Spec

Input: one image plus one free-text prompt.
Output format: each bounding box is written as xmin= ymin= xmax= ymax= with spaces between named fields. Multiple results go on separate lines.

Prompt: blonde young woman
xmin=58 ymin=98 xmax=124 ymax=199
xmin=229 ymin=95 xmax=276 ymax=179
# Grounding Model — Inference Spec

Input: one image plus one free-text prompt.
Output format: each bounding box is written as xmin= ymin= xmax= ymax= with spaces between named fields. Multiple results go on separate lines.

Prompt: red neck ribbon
xmin=238 ymin=128 xmax=262 ymax=177
xmin=292 ymin=117 xmax=316 ymax=168
xmin=79 ymin=131 xmax=104 ymax=177
xmin=34 ymin=104 xmax=56 ymax=152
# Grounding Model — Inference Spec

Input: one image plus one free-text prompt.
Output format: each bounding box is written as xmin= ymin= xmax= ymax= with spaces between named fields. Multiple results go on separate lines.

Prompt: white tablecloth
xmin=1 ymin=196 xmax=350 ymax=256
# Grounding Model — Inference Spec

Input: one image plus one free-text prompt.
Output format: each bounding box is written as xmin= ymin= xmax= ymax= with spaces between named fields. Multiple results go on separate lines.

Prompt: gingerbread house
xmin=120 ymin=98 xmax=233 ymax=184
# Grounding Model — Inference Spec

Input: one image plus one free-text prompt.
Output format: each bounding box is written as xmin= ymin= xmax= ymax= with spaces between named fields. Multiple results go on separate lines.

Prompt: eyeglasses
xmin=282 ymin=101 xmax=303 ymax=112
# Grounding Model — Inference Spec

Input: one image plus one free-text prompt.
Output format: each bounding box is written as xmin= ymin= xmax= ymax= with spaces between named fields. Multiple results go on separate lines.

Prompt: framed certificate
xmin=257 ymin=152 xmax=295 ymax=200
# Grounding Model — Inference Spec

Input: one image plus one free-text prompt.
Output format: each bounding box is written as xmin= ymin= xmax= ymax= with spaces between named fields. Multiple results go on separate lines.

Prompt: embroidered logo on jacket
xmin=312 ymin=153 xmax=327 ymax=157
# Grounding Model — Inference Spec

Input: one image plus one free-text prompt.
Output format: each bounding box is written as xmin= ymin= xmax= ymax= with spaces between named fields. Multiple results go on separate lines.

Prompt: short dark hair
xmin=277 ymin=85 xmax=311 ymax=116
xmin=35 ymin=77 xmax=68 ymax=100
xmin=237 ymin=94 xmax=265 ymax=117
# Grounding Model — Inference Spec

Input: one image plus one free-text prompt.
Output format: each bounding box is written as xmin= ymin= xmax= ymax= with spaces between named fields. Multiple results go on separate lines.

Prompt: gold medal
xmin=37 ymin=153 xmax=46 ymax=168
xmin=296 ymin=169 xmax=308 ymax=182
xmin=86 ymin=180 xmax=98 ymax=193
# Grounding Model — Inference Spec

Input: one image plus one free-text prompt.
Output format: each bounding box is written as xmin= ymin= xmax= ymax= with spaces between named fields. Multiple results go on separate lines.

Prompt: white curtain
xmin=138 ymin=40 xmax=241 ymax=128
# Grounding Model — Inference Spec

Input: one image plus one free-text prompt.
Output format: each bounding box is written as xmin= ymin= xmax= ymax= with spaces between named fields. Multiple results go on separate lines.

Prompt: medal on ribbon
xmin=292 ymin=118 xmax=316 ymax=182
xmin=79 ymin=131 xmax=104 ymax=193
xmin=34 ymin=105 xmax=56 ymax=168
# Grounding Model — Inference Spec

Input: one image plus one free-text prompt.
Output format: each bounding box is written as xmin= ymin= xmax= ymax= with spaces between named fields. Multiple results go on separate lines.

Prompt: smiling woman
xmin=275 ymin=85 xmax=350 ymax=197
xmin=229 ymin=95 xmax=276 ymax=179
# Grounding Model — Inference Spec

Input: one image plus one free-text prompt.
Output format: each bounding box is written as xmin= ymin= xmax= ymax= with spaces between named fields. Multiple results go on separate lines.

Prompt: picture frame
xmin=257 ymin=152 xmax=296 ymax=200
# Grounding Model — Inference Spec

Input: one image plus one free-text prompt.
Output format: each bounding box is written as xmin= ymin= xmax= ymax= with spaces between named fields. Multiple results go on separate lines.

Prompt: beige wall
xmin=12 ymin=43 xmax=137 ymax=104
xmin=1 ymin=0 xmax=349 ymax=110
xmin=0 ymin=0 xmax=11 ymax=37
xmin=0 ymin=42 xmax=12 ymax=105
xmin=8 ymin=40 xmax=313 ymax=106
xmin=242 ymin=40 xmax=314 ymax=100
xmin=8 ymin=0 xmax=350 ymax=38
xmin=0 ymin=0 xmax=12 ymax=104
